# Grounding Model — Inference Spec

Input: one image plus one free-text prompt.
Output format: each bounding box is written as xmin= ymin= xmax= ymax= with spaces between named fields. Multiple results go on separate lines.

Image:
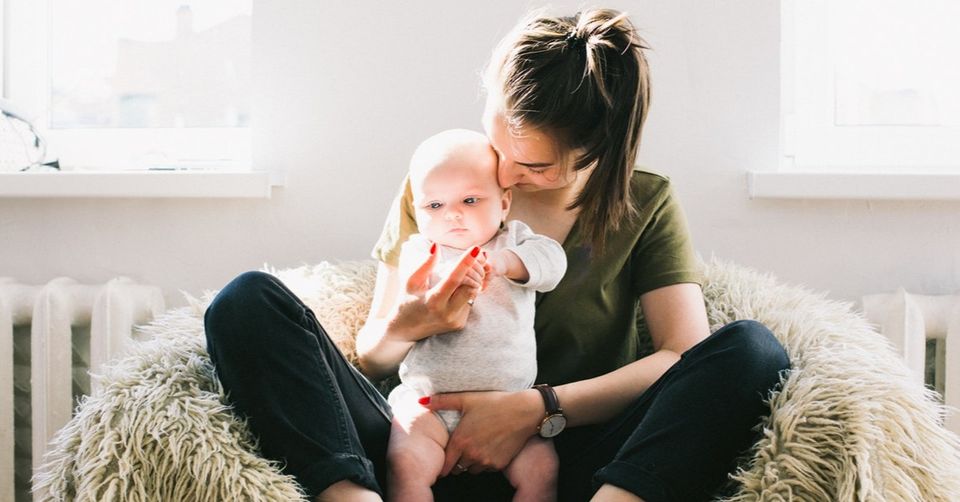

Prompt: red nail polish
xmin=418 ymin=396 xmax=431 ymax=405
xmin=430 ymin=243 xmax=437 ymax=254
xmin=470 ymin=246 xmax=480 ymax=257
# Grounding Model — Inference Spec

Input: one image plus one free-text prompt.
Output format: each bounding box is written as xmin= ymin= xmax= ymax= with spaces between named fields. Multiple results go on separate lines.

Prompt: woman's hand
xmin=409 ymin=244 xmax=487 ymax=295
xmin=357 ymin=245 xmax=486 ymax=379
xmin=421 ymin=389 xmax=544 ymax=476
xmin=393 ymin=245 xmax=486 ymax=342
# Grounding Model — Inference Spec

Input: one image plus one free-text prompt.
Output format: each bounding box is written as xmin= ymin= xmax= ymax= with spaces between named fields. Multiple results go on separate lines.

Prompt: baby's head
xmin=409 ymin=129 xmax=510 ymax=250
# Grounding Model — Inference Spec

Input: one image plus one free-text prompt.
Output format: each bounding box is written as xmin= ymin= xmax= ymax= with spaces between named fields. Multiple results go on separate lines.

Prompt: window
xmin=781 ymin=0 xmax=960 ymax=173
xmin=4 ymin=0 xmax=251 ymax=171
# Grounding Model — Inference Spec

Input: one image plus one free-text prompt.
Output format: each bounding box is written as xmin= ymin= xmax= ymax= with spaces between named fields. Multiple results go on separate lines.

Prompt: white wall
xmin=2 ymin=0 xmax=958 ymax=308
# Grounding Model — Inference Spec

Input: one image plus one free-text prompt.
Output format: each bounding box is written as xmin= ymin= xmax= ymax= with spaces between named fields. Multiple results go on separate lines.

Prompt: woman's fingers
xmin=433 ymin=246 xmax=481 ymax=300
xmin=433 ymin=390 xmax=534 ymax=475
xmin=406 ymin=242 xmax=438 ymax=294
xmin=408 ymin=246 xmax=481 ymax=331
xmin=462 ymin=250 xmax=487 ymax=290
xmin=419 ymin=392 xmax=464 ymax=412
xmin=454 ymin=284 xmax=479 ymax=307
xmin=466 ymin=463 xmax=487 ymax=475
xmin=420 ymin=393 xmax=468 ymax=477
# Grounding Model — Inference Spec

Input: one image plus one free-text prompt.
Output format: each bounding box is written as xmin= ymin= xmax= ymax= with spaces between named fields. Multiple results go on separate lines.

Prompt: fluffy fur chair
xmin=33 ymin=260 xmax=960 ymax=501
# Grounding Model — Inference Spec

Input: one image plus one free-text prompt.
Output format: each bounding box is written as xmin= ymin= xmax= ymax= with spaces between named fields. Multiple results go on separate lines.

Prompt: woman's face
xmin=482 ymin=98 xmax=574 ymax=192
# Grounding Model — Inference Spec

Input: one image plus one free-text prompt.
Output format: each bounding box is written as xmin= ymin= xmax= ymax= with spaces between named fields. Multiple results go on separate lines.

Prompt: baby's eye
xmin=463 ymin=197 xmax=479 ymax=205
xmin=427 ymin=202 xmax=443 ymax=210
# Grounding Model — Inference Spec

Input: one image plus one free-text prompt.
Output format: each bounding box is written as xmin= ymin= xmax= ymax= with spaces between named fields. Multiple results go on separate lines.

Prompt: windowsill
xmin=747 ymin=171 xmax=960 ymax=200
xmin=0 ymin=170 xmax=285 ymax=198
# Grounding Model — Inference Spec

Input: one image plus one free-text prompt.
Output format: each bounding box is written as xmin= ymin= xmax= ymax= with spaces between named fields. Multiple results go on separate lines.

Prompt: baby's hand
xmin=483 ymin=249 xmax=528 ymax=285
xmin=482 ymin=251 xmax=508 ymax=282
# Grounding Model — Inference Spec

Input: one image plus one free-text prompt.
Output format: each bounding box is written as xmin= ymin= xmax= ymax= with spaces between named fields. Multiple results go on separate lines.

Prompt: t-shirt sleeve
xmin=371 ymin=175 xmax=419 ymax=266
xmin=502 ymin=220 xmax=567 ymax=293
xmin=632 ymin=181 xmax=703 ymax=296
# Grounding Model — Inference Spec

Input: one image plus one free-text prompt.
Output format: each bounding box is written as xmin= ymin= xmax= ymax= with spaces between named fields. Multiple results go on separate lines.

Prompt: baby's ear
xmin=501 ymin=188 xmax=513 ymax=215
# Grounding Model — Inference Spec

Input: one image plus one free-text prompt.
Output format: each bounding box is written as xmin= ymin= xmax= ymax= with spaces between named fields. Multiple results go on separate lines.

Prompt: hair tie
xmin=565 ymin=31 xmax=585 ymax=50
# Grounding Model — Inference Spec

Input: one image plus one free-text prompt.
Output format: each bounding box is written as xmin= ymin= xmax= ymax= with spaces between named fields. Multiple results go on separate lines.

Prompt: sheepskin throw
xmin=33 ymin=260 xmax=960 ymax=501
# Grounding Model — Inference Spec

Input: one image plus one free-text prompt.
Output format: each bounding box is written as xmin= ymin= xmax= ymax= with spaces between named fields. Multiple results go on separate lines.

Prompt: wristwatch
xmin=533 ymin=384 xmax=566 ymax=438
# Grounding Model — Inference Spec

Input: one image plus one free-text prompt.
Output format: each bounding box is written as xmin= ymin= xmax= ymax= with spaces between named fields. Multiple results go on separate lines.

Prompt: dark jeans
xmin=204 ymin=271 xmax=790 ymax=501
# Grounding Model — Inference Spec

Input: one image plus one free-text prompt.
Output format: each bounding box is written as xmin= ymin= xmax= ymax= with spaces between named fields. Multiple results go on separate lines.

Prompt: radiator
xmin=863 ymin=290 xmax=960 ymax=435
xmin=0 ymin=277 xmax=164 ymax=502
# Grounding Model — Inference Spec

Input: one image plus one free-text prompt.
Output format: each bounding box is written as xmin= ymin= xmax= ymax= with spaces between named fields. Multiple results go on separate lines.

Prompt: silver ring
xmin=467 ymin=298 xmax=475 ymax=306
xmin=454 ymin=463 xmax=466 ymax=473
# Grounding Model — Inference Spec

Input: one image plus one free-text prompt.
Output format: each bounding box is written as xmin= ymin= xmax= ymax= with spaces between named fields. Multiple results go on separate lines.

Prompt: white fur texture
xmin=701 ymin=261 xmax=960 ymax=501
xmin=32 ymin=259 xmax=960 ymax=501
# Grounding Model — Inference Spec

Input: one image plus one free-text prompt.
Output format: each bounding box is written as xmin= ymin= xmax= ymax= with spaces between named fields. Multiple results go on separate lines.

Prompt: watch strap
xmin=533 ymin=384 xmax=561 ymax=414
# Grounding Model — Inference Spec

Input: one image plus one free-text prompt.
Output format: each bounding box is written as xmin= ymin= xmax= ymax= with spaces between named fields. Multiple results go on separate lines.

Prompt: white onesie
xmin=388 ymin=220 xmax=567 ymax=431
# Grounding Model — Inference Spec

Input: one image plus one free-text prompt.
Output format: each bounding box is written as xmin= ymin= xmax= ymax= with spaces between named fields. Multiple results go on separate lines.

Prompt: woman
xmin=204 ymin=8 xmax=789 ymax=502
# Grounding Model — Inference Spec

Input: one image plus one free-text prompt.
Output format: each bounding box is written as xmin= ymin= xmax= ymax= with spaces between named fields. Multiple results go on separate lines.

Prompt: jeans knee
xmin=716 ymin=320 xmax=790 ymax=390
xmin=204 ymin=271 xmax=281 ymax=345
xmin=222 ymin=270 xmax=278 ymax=300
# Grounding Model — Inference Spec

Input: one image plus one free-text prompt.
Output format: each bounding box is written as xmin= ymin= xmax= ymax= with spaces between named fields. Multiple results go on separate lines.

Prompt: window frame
xmin=781 ymin=0 xmax=960 ymax=174
xmin=3 ymin=0 xmax=251 ymax=172
xmin=749 ymin=0 xmax=960 ymax=200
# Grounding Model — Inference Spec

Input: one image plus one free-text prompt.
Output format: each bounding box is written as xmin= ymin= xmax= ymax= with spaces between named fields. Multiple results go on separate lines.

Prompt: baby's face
xmin=412 ymin=155 xmax=509 ymax=250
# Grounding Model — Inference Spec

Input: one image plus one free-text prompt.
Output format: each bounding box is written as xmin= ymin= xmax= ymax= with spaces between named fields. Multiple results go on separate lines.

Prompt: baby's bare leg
xmin=386 ymin=398 xmax=450 ymax=502
xmin=504 ymin=436 xmax=558 ymax=502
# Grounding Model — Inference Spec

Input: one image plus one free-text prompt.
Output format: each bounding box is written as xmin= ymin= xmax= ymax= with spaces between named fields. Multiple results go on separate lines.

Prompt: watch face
xmin=539 ymin=414 xmax=567 ymax=438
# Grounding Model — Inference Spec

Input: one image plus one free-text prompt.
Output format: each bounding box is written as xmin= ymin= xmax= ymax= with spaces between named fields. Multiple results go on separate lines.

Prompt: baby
xmin=386 ymin=129 xmax=567 ymax=502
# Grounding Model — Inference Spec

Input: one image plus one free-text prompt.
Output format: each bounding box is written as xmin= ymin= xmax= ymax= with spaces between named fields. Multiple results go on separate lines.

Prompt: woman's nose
xmin=497 ymin=161 xmax=522 ymax=188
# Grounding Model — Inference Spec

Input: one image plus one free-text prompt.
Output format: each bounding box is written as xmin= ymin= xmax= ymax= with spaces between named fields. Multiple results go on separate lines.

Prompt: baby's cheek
xmin=418 ymin=219 xmax=444 ymax=243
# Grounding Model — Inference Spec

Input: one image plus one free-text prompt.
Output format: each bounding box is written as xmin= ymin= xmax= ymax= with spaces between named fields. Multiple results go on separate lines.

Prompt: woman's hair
xmin=484 ymin=8 xmax=651 ymax=252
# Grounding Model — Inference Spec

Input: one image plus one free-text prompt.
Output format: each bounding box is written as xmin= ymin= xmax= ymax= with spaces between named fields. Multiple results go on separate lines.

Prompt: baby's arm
xmin=490 ymin=220 xmax=567 ymax=292
xmin=487 ymin=248 xmax=528 ymax=283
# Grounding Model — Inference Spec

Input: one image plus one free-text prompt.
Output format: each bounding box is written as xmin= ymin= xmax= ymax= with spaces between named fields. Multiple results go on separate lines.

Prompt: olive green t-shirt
xmin=372 ymin=169 xmax=702 ymax=385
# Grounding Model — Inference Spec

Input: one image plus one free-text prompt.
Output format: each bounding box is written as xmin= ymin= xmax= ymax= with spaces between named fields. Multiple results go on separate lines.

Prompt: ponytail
xmin=485 ymin=9 xmax=651 ymax=253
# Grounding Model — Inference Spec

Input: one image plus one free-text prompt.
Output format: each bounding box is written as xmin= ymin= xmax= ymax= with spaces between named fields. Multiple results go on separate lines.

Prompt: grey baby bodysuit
xmin=388 ymin=220 xmax=567 ymax=431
